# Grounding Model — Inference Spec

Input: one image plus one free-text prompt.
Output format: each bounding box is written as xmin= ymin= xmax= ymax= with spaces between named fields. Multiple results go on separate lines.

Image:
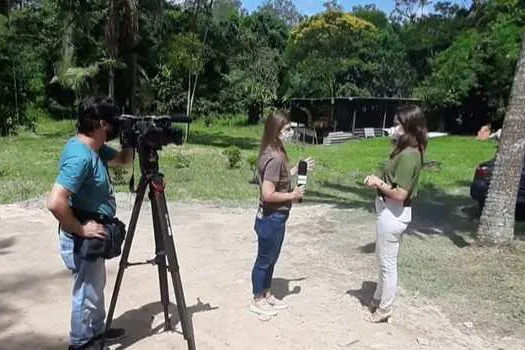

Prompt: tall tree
xmin=352 ymin=4 xmax=389 ymax=29
xmin=392 ymin=0 xmax=433 ymax=23
xmin=285 ymin=11 xmax=378 ymax=97
xmin=105 ymin=0 xmax=118 ymax=99
xmin=323 ymin=0 xmax=343 ymax=12
xmin=258 ymin=0 xmax=303 ymax=27
xmin=476 ymin=32 xmax=525 ymax=246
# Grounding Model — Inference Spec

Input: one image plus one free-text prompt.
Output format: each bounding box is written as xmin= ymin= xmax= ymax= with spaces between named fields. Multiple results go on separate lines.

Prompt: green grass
xmin=400 ymin=236 xmax=525 ymax=337
xmin=0 ymin=118 xmax=77 ymax=203
xmin=0 ymin=115 xmax=497 ymax=204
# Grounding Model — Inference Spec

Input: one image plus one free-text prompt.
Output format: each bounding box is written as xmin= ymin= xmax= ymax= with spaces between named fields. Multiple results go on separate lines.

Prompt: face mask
xmin=390 ymin=124 xmax=404 ymax=141
xmin=280 ymin=128 xmax=294 ymax=143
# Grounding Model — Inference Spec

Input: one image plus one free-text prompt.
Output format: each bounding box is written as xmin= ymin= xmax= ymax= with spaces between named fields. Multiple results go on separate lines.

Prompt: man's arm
xmin=108 ymin=147 xmax=134 ymax=166
xmin=46 ymin=184 xmax=105 ymax=238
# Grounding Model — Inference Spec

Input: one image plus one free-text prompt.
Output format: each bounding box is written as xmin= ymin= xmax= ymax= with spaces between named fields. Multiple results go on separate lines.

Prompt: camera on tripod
xmin=117 ymin=114 xmax=192 ymax=150
xmin=101 ymin=113 xmax=197 ymax=350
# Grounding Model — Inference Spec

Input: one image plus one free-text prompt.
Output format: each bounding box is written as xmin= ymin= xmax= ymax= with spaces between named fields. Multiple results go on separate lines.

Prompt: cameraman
xmin=46 ymin=96 xmax=133 ymax=350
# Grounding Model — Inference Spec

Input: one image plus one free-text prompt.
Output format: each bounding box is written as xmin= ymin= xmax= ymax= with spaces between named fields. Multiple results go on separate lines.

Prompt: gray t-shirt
xmin=257 ymin=149 xmax=292 ymax=215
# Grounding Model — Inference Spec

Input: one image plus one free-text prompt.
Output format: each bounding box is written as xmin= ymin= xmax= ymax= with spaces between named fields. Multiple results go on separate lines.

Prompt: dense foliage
xmin=0 ymin=0 xmax=524 ymax=134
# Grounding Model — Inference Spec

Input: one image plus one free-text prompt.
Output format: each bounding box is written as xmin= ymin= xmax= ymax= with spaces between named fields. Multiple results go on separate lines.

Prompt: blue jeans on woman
xmin=251 ymin=211 xmax=289 ymax=297
xmin=59 ymin=231 xmax=106 ymax=347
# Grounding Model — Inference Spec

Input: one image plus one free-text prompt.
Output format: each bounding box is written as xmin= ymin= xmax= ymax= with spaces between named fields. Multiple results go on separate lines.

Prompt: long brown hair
xmin=259 ymin=110 xmax=290 ymax=160
xmin=390 ymin=105 xmax=428 ymax=163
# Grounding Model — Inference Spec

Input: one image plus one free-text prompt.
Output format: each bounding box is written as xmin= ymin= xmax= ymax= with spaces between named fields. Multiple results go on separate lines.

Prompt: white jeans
xmin=373 ymin=197 xmax=411 ymax=311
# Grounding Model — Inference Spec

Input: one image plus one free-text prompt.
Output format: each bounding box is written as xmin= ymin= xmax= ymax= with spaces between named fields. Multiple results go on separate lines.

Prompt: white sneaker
xmin=266 ymin=295 xmax=289 ymax=310
xmin=250 ymin=298 xmax=278 ymax=316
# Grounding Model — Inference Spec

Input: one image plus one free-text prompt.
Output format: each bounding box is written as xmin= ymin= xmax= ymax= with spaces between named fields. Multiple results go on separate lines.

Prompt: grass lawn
xmin=0 ymin=115 xmax=497 ymax=204
xmin=3 ymin=115 xmax=525 ymax=336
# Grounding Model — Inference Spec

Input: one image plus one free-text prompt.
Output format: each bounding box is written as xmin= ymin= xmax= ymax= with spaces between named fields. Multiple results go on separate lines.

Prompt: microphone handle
xmin=297 ymin=176 xmax=307 ymax=204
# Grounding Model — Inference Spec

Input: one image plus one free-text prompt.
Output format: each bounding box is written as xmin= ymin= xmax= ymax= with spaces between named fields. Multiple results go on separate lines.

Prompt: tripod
xmin=100 ymin=145 xmax=195 ymax=350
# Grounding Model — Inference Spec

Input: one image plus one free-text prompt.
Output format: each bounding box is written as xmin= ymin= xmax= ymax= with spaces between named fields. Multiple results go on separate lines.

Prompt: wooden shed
xmin=289 ymin=96 xmax=422 ymax=144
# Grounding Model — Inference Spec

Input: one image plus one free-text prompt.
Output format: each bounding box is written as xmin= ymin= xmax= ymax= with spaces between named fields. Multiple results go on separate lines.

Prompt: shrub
xmin=173 ymin=153 xmax=191 ymax=169
xmin=223 ymin=146 xmax=241 ymax=168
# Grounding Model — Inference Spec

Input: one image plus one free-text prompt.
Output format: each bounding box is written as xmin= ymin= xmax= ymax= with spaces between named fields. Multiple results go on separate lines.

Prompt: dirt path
xmin=0 ymin=194 xmax=523 ymax=349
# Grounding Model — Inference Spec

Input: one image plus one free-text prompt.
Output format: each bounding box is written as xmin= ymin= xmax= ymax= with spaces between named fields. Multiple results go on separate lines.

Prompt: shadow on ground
xmin=0 ymin=236 xmax=16 ymax=255
xmin=188 ymin=130 xmax=258 ymax=150
xmin=305 ymin=180 xmax=485 ymax=248
xmin=346 ymin=281 xmax=377 ymax=308
xmin=111 ymin=298 xmax=218 ymax=349
xmin=0 ymin=270 xmax=71 ymax=349
xmin=271 ymin=277 xmax=307 ymax=300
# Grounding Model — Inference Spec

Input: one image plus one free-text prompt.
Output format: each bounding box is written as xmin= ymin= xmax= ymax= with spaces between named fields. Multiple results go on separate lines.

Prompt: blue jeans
xmin=59 ymin=231 xmax=106 ymax=346
xmin=251 ymin=211 xmax=289 ymax=297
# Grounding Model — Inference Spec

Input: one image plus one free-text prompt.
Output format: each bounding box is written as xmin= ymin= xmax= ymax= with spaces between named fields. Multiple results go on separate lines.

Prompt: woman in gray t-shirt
xmin=250 ymin=110 xmax=315 ymax=318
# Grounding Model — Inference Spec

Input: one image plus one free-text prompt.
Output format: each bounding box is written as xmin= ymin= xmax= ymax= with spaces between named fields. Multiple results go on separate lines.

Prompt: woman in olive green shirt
xmin=364 ymin=105 xmax=428 ymax=323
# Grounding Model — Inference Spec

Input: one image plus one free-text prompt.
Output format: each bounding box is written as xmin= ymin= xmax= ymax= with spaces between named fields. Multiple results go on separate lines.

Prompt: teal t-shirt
xmin=56 ymin=137 xmax=118 ymax=218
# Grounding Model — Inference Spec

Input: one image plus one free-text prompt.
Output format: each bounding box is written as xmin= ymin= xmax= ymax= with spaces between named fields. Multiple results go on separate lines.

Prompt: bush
xmin=247 ymin=154 xmax=257 ymax=170
xmin=223 ymin=146 xmax=242 ymax=168
xmin=247 ymin=153 xmax=258 ymax=184
xmin=173 ymin=153 xmax=191 ymax=169
xmin=204 ymin=115 xmax=213 ymax=128
xmin=110 ymin=165 xmax=128 ymax=185
xmin=25 ymin=103 xmax=46 ymax=132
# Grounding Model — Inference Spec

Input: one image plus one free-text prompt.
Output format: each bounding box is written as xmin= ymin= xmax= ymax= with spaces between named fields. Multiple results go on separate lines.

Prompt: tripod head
xmin=116 ymin=114 xmax=192 ymax=184
xmin=117 ymin=114 xmax=192 ymax=151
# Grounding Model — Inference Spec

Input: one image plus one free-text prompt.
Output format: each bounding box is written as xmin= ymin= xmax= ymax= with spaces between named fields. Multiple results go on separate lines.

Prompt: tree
xmin=352 ymin=4 xmax=389 ymax=29
xmin=258 ymin=0 xmax=303 ymax=27
xmin=323 ymin=0 xmax=343 ymax=12
xmin=226 ymin=25 xmax=282 ymax=124
xmin=104 ymin=0 xmax=118 ymax=98
xmin=167 ymin=32 xmax=206 ymax=117
xmin=285 ymin=11 xmax=378 ymax=97
xmin=476 ymin=32 xmax=525 ymax=246
xmin=392 ymin=0 xmax=433 ymax=23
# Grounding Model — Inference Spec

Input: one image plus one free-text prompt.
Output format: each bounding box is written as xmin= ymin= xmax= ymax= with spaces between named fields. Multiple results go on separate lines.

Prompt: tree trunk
xmin=476 ymin=34 xmax=525 ymax=246
xmin=130 ymin=53 xmax=137 ymax=114
xmin=108 ymin=66 xmax=114 ymax=98
xmin=105 ymin=0 xmax=118 ymax=99
xmin=188 ymin=72 xmax=199 ymax=118
xmin=186 ymin=71 xmax=192 ymax=117
xmin=247 ymin=102 xmax=260 ymax=124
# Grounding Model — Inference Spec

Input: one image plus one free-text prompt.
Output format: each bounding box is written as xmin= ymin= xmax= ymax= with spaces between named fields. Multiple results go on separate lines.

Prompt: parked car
xmin=470 ymin=157 xmax=525 ymax=219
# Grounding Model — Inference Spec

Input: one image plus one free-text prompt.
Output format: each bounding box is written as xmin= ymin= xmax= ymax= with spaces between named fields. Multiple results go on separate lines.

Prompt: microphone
xmin=297 ymin=160 xmax=308 ymax=203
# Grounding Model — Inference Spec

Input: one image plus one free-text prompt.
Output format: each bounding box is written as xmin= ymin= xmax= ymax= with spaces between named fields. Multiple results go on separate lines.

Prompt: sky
xmin=242 ymin=0 xmax=470 ymax=17
xmin=243 ymin=0 xmax=395 ymax=16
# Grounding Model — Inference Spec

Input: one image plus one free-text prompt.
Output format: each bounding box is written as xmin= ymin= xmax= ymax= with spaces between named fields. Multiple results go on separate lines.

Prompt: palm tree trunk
xmin=189 ymin=72 xmax=199 ymax=118
xmin=130 ymin=53 xmax=137 ymax=114
xmin=108 ymin=66 xmax=115 ymax=98
xmin=476 ymin=33 xmax=525 ymax=246
xmin=105 ymin=0 xmax=118 ymax=99
xmin=186 ymin=71 xmax=192 ymax=117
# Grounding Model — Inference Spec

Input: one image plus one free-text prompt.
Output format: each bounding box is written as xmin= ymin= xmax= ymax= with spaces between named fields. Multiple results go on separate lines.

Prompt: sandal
xmin=365 ymin=307 xmax=393 ymax=323
xmin=370 ymin=299 xmax=380 ymax=309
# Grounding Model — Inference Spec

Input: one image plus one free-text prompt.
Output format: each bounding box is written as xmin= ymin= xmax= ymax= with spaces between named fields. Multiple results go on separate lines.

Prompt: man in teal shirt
xmin=47 ymin=96 xmax=133 ymax=349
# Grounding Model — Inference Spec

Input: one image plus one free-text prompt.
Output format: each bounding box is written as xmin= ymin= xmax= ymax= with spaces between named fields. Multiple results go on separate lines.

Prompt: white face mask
xmin=389 ymin=124 xmax=404 ymax=141
xmin=280 ymin=127 xmax=294 ymax=143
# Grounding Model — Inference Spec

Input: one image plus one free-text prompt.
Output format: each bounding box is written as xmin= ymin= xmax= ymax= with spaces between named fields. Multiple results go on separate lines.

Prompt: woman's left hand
xmin=291 ymin=157 xmax=316 ymax=176
xmin=364 ymin=175 xmax=382 ymax=188
xmin=303 ymin=157 xmax=316 ymax=171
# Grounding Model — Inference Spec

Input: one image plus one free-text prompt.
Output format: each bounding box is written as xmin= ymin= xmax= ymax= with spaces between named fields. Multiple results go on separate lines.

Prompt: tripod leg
xmin=100 ymin=178 xmax=148 ymax=348
xmin=149 ymin=184 xmax=172 ymax=331
xmin=150 ymin=175 xmax=196 ymax=350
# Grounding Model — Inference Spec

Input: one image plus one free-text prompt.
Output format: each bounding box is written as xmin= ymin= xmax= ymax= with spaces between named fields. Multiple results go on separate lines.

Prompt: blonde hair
xmin=258 ymin=110 xmax=290 ymax=160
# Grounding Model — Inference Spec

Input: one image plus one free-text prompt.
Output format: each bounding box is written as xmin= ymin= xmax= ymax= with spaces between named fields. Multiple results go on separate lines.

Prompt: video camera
xmin=117 ymin=114 xmax=192 ymax=150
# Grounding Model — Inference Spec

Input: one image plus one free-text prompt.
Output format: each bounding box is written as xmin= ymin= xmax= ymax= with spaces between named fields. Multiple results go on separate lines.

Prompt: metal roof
xmin=289 ymin=96 xmax=421 ymax=103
